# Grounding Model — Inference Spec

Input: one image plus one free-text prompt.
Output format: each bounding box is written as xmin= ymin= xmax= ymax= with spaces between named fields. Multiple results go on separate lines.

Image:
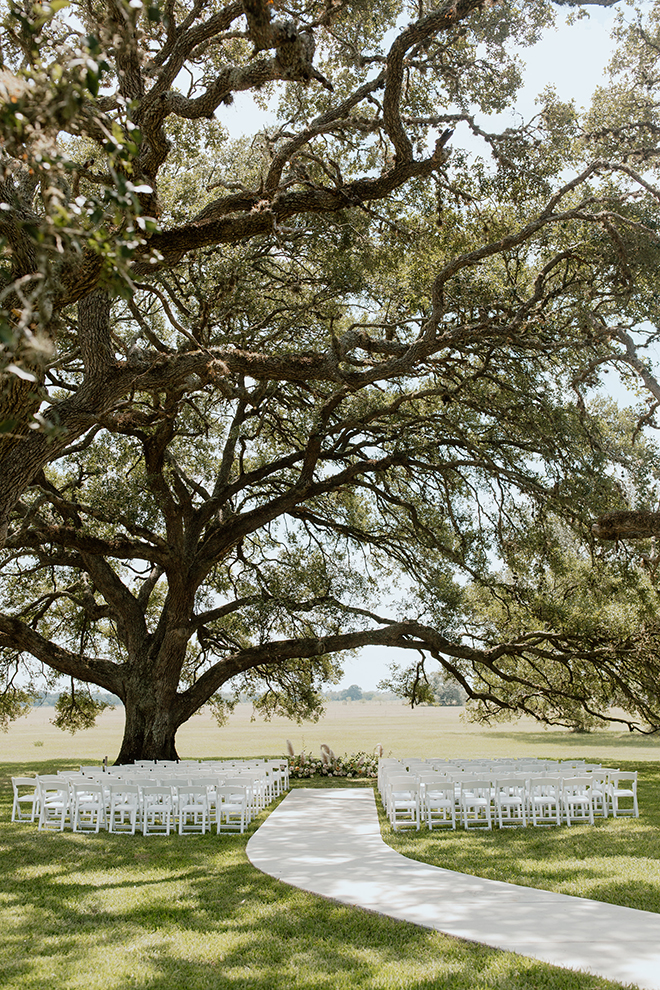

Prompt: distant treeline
xmin=322 ymin=680 xmax=467 ymax=705
xmin=34 ymin=682 xmax=464 ymax=710
xmin=322 ymin=687 xmax=397 ymax=702
xmin=36 ymin=692 xmax=123 ymax=707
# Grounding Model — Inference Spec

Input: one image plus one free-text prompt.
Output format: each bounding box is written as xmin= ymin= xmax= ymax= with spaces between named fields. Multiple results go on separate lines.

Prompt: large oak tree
xmin=3 ymin=0 xmax=660 ymax=760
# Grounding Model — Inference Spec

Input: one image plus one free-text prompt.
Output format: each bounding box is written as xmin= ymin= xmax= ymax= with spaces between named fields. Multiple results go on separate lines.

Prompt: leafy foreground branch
xmin=4 ymin=0 xmax=660 ymax=758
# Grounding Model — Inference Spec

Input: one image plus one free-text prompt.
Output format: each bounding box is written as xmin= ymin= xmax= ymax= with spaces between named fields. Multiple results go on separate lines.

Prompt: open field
xmin=5 ymin=701 xmax=660 ymax=765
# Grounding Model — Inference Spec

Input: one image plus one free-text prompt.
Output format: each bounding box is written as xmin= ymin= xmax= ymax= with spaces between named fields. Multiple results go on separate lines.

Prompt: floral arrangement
xmin=288 ymin=748 xmax=380 ymax=779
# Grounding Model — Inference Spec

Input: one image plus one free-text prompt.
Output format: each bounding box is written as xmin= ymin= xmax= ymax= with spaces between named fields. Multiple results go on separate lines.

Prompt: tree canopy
xmin=3 ymin=0 xmax=660 ymax=760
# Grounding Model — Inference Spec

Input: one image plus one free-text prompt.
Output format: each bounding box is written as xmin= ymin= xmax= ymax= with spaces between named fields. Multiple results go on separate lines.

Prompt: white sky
xmin=221 ymin=4 xmax=632 ymax=690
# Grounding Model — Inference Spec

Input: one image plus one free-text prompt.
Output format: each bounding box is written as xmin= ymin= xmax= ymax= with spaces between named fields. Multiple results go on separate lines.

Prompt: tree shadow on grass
xmin=0 ymin=765 xmax=650 ymax=990
xmin=0 ymin=822 xmax=633 ymax=990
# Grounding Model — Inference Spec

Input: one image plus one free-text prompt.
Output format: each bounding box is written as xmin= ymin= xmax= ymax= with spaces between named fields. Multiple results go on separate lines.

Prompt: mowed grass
xmin=0 ymin=763 xmax=636 ymax=990
xmin=3 ymin=706 xmax=660 ymax=989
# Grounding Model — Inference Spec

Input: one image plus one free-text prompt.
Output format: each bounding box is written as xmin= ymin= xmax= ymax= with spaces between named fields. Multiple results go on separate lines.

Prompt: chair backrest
xmin=142 ymin=785 xmax=174 ymax=801
xmin=72 ymin=781 xmax=104 ymax=799
xmin=37 ymin=775 xmax=66 ymax=790
xmin=217 ymin=785 xmax=247 ymax=803
xmin=12 ymin=776 xmax=37 ymax=790
xmin=608 ymin=770 xmax=637 ymax=787
xmin=176 ymin=785 xmax=209 ymax=820
xmin=110 ymin=783 xmax=140 ymax=798
xmin=222 ymin=776 xmax=254 ymax=789
xmin=494 ymin=777 xmax=527 ymax=793
xmin=459 ymin=778 xmax=492 ymax=793
xmin=388 ymin=776 xmax=419 ymax=794
xmin=561 ymin=775 xmax=593 ymax=794
xmin=528 ymin=775 xmax=561 ymax=794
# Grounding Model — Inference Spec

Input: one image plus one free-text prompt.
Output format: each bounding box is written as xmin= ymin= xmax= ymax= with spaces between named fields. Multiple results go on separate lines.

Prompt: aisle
xmin=246 ymin=787 xmax=660 ymax=990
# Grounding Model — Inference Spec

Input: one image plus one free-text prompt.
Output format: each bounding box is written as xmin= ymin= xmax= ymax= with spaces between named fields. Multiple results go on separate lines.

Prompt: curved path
xmin=247 ymin=787 xmax=660 ymax=990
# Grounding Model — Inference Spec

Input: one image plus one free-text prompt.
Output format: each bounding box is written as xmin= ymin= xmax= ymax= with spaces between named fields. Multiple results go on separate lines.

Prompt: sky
xmin=225 ymin=3 xmax=628 ymax=690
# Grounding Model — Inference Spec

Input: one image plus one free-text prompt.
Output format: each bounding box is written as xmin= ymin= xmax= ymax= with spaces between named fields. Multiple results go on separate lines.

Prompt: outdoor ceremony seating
xmin=11 ymin=776 xmax=38 ymax=822
xmin=36 ymin=776 xmax=70 ymax=831
xmin=10 ymin=757 xmax=289 ymax=836
xmin=608 ymin=771 xmax=639 ymax=817
xmin=216 ymin=785 xmax=249 ymax=833
xmin=71 ymin=781 xmax=107 ymax=833
xmin=10 ymin=756 xmax=640 ymax=837
xmin=376 ymin=758 xmax=640 ymax=831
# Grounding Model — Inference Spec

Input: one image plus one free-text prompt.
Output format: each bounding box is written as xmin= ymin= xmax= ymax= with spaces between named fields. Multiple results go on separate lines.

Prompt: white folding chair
xmin=189 ymin=777 xmax=221 ymax=824
xmin=588 ymin=771 xmax=609 ymax=819
xmin=264 ymin=763 xmax=287 ymax=800
xmin=11 ymin=777 xmax=38 ymax=822
xmin=222 ymin=777 xmax=257 ymax=822
xmin=216 ymin=785 xmax=249 ymax=834
xmin=378 ymin=760 xmax=402 ymax=798
xmin=37 ymin=776 xmax=70 ymax=831
xmin=493 ymin=777 xmax=527 ymax=828
xmin=141 ymin=785 xmax=175 ymax=835
xmin=528 ymin=776 xmax=561 ymax=827
xmin=71 ymin=781 xmax=106 ymax=833
xmin=387 ymin=776 xmax=421 ymax=831
xmin=108 ymin=783 xmax=141 ymax=834
xmin=459 ymin=778 xmax=492 ymax=830
xmin=421 ymin=776 xmax=456 ymax=830
xmin=177 ymin=784 xmax=210 ymax=834
xmin=608 ymin=771 xmax=639 ymax=818
xmin=562 ymin=776 xmax=595 ymax=826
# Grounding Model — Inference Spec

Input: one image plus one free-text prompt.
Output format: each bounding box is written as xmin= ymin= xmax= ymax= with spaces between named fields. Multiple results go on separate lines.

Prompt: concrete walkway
xmin=246 ymin=787 xmax=660 ymax=990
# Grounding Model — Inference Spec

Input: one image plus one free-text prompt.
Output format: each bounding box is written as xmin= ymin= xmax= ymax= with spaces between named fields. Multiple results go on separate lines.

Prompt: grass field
xmin=6 ymin=701 xmax=660 ymax=764
xmin=2 ymin=706 xmax=658 ymax=989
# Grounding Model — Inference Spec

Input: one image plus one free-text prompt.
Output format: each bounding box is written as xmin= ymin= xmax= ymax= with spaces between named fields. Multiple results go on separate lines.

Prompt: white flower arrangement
xmin=288 ymin=751 xmax=379 ymax=779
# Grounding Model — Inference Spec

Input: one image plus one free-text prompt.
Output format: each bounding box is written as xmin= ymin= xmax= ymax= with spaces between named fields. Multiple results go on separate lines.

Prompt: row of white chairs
xmin=379 ymin=760 xmax=639 ymax=831
xmin=11 ymin=760 xmax=290 ymax=835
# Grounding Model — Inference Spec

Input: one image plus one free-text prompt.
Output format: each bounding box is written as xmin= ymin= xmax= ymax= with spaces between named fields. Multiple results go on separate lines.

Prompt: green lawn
xmin=0 ymin=759 xmax=650 ymax=990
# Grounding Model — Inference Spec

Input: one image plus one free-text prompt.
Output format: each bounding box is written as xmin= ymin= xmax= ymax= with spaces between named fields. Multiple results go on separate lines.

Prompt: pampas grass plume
xmin=321 ymin=750 xmax=330 ymax=765
xmin=320 ymin=743 xmax=331 ymax=755
xmin=374 ymin=743 xmax=384 ymax=757
xmin=286 ymin=739 xmax=295 ymax=757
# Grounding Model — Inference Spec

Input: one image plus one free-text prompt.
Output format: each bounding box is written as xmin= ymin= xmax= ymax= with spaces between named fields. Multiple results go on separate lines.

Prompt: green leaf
xmin=86 ymin=69 xmax=99 ymax=98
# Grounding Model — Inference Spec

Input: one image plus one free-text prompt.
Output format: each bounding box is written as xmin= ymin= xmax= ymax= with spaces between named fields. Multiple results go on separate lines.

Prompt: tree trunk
xmin=114 ymin=684 xmax=181 ymax=764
